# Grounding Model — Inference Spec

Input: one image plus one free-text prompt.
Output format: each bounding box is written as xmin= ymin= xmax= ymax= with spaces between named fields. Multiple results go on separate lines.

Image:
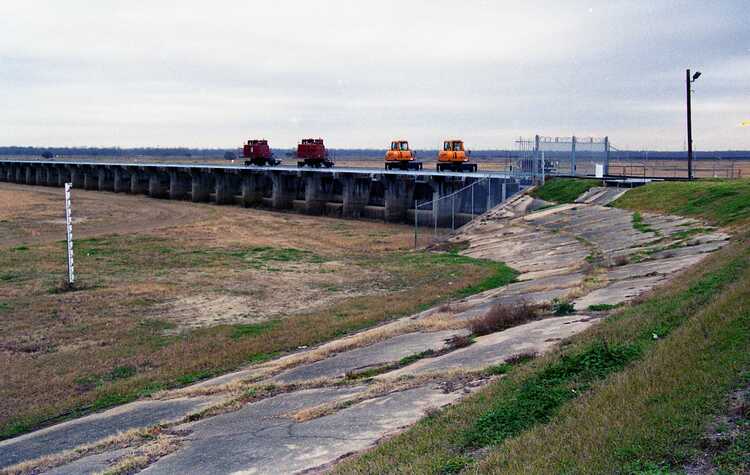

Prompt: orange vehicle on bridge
xmin=437 ymin=139 xmax=477 ymax=172
xmin=384 ymin=140 xmax=422 ymax=170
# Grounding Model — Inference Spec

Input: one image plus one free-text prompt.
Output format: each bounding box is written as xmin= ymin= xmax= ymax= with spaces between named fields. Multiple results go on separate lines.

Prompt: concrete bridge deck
xmin=0 ymin=159 xmax=526 ymax=226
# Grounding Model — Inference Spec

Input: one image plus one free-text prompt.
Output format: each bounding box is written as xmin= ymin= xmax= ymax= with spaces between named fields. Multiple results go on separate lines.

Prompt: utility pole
xmin=686 ymin=68 xmax=701 ymax=180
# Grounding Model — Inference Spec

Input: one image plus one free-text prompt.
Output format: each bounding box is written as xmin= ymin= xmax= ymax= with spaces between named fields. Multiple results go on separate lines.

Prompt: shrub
xmin=470 ymin=302 xmax=538 ymax=336
xmin=552 ymin=299 xmax=575 ymax=316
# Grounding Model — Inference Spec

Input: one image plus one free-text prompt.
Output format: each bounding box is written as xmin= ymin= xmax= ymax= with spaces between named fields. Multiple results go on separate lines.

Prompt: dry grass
xmin=1 ymin=426 xmax=160 ymax=475
xmin=469 ymin=302 xmax=538 ymax=336
xmin=0 ymin=184 xmax=508 ymax=439
xmin=97 ymin=432 xmax=182 ymax=475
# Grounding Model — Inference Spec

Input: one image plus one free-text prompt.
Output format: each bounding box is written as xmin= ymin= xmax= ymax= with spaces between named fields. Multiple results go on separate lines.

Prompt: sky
xmin=1 ymin=1 xmax=748 ymax=150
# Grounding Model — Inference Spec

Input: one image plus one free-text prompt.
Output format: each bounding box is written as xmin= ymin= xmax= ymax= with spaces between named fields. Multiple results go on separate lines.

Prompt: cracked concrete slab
xmin=0 ymin=396 xmax=218 ymax=469
xmin=382 ymin=315 xmax=599 ymax=378
xmin=573 ymin=275 xmax=667 ymax=309
xmin=139 ymin=386 xmax=457 ymax=475
xmin=605 ymin=254 xmax=705 ymax=281
xmin=45 ymin=448 xmax=132 ymax=475
xmin=272 ymin=330 xmax=468 ymax=383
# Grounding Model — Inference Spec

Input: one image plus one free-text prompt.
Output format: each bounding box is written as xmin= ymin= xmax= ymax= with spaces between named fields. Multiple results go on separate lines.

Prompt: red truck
xmin=243 ymin=139 xmax=280 ymax=166
xmin=296 ymin=138 xmax=334 ymax=168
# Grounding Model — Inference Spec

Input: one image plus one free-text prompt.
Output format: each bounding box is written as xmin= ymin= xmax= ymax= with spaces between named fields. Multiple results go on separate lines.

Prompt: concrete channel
xmin=0 ymin=160 xmax=527 ymax=226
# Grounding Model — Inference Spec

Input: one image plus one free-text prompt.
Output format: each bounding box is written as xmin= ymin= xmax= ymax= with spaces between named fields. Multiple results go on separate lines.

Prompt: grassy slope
xmin=0 ymin=239 xmax=516 ymax=440
xmin=530 ymin=178 xmax=602 ymax=204
xmin=334 ymin=179 xmax=750 ymax=474
xmin=613 ymin=178 xmax=750 ymax=226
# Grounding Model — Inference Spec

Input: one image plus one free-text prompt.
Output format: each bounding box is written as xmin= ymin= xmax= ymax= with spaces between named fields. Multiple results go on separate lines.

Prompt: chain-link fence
xmin=413 ymin=177 xmax=522 ymax=248
xmin=514 ymin=135 xmax=611 ymax=179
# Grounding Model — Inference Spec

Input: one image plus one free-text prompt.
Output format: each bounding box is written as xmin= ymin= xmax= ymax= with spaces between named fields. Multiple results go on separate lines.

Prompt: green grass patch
xmin=670 ymin=227 xmax=711 ymax=240
xmin=230 ymin=320 xmax=280 ymax=339
xmin=587 ymin=303 xmax=622 ymax=312
xmin=530 ymin=178 xmax=602 ymax=204
xmin=632 ymin=211 xmax=656 ymax=234
xmin=395 ymin=249 xmax=518 ymax=299
xmin=613 ymin=179 xmax=750 ymax=226
xmin=463 ymin=341 xmax=640 ymax=448
xmin=552 ymin=298 xmax=575 ymax=316
xmin=0 ymin=271 xmax=24 ymax=282
xmin=713 ymin=408 xmax=750 ymax=474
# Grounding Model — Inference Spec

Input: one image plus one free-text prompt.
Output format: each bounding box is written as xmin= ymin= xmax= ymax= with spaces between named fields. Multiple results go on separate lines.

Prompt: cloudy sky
xmin=1 ymin=1 xmax=748 ymax=150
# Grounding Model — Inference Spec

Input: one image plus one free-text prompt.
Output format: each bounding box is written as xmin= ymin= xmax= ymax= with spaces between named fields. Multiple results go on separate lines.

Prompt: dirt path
xmin=0 ymin=187 xmax=730 ymax=475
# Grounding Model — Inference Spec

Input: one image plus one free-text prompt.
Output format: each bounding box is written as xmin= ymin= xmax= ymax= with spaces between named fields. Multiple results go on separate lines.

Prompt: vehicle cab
xmin=438 ymin=140 xmax=468 ymax=163
xmin=385 ymin=140 xmax=414 ymax=162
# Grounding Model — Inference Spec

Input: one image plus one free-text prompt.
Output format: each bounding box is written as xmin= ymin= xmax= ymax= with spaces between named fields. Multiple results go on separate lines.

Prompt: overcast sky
xmin=1 ymin=1 xmax=748 ymax=150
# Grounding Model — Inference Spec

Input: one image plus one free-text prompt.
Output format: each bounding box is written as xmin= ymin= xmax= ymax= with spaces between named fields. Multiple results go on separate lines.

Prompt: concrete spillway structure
xmin=0 ymin=160 xmax=525 ymax=227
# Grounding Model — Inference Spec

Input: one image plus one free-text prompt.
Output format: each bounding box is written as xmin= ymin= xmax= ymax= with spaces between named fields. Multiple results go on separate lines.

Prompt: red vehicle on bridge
xmin=296 ymin=138 xmax=334 ymax=168
xmin=243 ymin=139 xmax=280 ymax=166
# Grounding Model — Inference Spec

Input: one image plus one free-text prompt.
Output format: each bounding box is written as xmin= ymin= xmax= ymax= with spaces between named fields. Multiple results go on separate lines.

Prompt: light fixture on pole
xmin=686 ymin=69 xmax=701 ymax=180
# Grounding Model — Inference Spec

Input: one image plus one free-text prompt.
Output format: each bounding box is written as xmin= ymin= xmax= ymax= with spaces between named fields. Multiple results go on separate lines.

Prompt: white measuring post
xmin=64 ymin=183 xmax=75 ymax=286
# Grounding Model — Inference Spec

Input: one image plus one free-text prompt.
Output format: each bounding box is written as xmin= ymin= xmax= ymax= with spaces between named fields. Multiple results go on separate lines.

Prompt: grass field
xmin=334 ymin=179 xmax=750 ymax=474
xmin=0 ymin=184 xmax=517 ymax=440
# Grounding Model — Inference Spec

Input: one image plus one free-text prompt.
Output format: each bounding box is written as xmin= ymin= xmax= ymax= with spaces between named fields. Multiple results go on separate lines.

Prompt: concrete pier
xmin=45 ymin=167 xmax=57 ymax=187
xmin=98 ymin=168 xmax=114 ymax=192
xmin=341 ymin=176 xmax=371 ymax=218
xmin=169 ymin=171 xmax=191 ymax=200
xmin=25 ymin=167 xmax=36 ymax=186
xmin=214 ymin=173 xmax=237 ymax=205
xmin=113 ymin=168 xmax=129 ymax=193
xmin=131 ymin=171 xmax=148 ymax=194
xmin=148 ymin=172 xmax=168 ymax=198
xmin=70 ymin=168 xmax=85 ymax=188
xmin=383 ymin=176 xmax=415 ymax=222
xmin=191 ymin=172 xmax=211 ymax=203
xmin=35 ymin=167 xmax=46 ymax=186
xmin=241 ymin=173 xmax=264 ymax=207
xmin=304 ymin=174 xmax=332 ymax=215
xmin=271 ymin=172 xmax=296 ymax=210
xmin=83 ymin=168 xmax=98 ymax=190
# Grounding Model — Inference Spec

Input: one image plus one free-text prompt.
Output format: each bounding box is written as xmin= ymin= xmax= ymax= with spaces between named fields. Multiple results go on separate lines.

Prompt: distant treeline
xmin=1 ymin=146 xmax=749 ymax=161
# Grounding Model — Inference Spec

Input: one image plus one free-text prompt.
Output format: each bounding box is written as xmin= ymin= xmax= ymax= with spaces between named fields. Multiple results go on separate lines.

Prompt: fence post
xmin=414 ymin=199 xmax=418 ymax=250
xmin=451 ymin=194 xmax=455 ymax=231
xmin=487 ymin=178 xmax=492 ymax=212
xmin=433 ymin=192 xmax=438 ymax=236
xmin=471 ymin=182 xmax=475 ymax=220
xmin=571 ymin=136 xmax=577 ymax=176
